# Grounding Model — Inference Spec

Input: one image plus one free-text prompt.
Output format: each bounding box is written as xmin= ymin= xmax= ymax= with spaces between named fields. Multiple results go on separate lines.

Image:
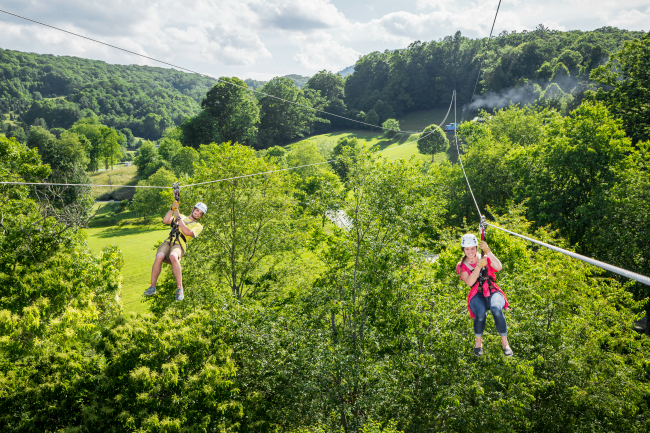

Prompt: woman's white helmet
xmin=461 ymin=233 xmax=478 ymax=248
xmin=194 ymin=202 xmax=208 ymax=215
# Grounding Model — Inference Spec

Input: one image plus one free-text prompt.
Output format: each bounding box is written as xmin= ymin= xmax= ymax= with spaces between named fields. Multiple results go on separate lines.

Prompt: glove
xmin=173 ymin=209 xmax=181 ymax=220
xmin=170 ymin=201 xmax=180 ymax=212
xmin=478 ymin=257 xmax=488 ymax=268
xmin=480 ymin=241 xmax=491 ymax=254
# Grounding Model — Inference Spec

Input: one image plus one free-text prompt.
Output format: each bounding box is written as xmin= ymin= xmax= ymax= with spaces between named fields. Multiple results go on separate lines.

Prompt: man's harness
xmin=165 ymin=182 xmax=187 ymax=250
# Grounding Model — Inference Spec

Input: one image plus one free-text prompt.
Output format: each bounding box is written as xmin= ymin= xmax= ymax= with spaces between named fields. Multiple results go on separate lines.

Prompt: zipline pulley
xmin=479 ymin=215 xmax=487 ymax=242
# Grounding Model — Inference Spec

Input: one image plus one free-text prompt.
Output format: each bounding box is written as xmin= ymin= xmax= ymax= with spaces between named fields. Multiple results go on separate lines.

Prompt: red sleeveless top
xmin=456 ymin=257 xmax=509 ymax=319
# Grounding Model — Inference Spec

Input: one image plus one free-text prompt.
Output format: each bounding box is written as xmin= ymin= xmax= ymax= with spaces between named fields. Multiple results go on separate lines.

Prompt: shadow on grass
xmin=369 ymin=136 xmax=401 ymax=151
xmin=95 ymin=225 xmax=168 ymax=239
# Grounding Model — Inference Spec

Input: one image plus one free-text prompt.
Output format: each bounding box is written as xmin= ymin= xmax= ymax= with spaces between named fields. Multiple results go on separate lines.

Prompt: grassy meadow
xmin=85 ymin=202 xmax=169 ymax=314
xmin=89 ymin=163 xmax=140 ymax=201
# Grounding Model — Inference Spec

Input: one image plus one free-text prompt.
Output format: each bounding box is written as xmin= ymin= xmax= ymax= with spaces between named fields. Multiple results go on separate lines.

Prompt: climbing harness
xmin=165 ymin=182 xmax=187 ymax=249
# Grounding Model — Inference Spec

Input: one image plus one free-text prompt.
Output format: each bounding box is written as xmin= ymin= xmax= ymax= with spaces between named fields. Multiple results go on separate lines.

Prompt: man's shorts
xmin=157 ymin=241 xmax=185 ymax=262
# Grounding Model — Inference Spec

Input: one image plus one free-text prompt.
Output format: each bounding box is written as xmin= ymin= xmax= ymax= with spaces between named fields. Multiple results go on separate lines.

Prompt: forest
xmin=1 ymin=27 xmax=650 ymax=432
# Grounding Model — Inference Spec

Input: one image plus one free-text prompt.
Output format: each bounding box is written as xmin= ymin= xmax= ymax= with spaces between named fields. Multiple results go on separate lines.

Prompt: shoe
xmin=503 ymin=346 xmax=513 ymax=357
xmin=143 ymin=286 xmax=156 ymax=296
xmin=175 ymin=287 xmax=184 ymax=301
xmin=474 ymin=346 xmax=483 ymax=357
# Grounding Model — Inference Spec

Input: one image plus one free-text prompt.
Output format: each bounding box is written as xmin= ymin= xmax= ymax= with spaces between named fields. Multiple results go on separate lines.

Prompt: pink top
xmin=456 ymin=257 xmax=509 ymax=319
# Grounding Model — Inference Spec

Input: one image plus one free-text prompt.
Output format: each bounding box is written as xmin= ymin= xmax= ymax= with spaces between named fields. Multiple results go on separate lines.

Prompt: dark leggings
xmin=470 ymin=292 xmax=507 ymax=337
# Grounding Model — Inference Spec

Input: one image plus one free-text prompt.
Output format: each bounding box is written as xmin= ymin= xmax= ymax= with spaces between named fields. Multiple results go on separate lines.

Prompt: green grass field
xmin=85 ymin=202 xmax=169 ymax=314
xmin=288 ymin=107 xmax=456 ymax=162
xmin=89 ymin=164 xmax=140 ymax=201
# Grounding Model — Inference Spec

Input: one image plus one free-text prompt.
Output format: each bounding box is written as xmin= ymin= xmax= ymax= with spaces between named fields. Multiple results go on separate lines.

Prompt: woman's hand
xmin=480 ymin=241 xmax=491 ymax=254
xmin=478 ymin=257 xmax=488 ymax=268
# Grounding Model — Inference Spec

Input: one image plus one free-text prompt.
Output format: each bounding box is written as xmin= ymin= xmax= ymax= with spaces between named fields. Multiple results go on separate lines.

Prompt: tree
xmin=364 ymin=109 xmax=380 ymax=128
xmin=286 ymin=142 xmax=327 ymax=180
xmin=382 ymin=118 xmax=400 ymax=138
xmin=305 ymin=70 xmax=347 ymax=128
xmin=523 ymin=101 xmax=631 ymax=245
xmin=69 ymin=117 xmax=120 ymax=172
xmin=130 ymin=167 xmax=175 ymax=222
xmin=201 ymin=77 xmax=259 ymax=146
xmin=257 ymin=77 xmax=315 ymax=148
xmin=590 ymin=31 xmax=650 ymax=144
xmin=309 ymin=151 xmax=441 ymax=430
xmin=171 ymin=146 xmax=199 ymax=177
xmin=98 ymin=125 xmax=121 ymax=170
xmin=157 ymin=135 xmax=182 ymax=163
xmin=133 ymin=141 xmax=158 ymax=176
xmin=417 ymin=124 xmax=449 ymax=162
xmin=331 ymin=136 xmax=360 ymax=181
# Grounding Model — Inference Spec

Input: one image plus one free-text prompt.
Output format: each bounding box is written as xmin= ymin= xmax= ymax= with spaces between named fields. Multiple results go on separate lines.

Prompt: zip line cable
xmin=486 ymin=223 xmax=650 ymax=286
xmin=0 ymin=181 xmax=170 ymax=189
xmin=0 ymin=9 xmax=420 ymax=135
xmin=453 ymin=90 xmax=482 ymax=218
xmin=462 ymin=0 xmax=502 ymax=122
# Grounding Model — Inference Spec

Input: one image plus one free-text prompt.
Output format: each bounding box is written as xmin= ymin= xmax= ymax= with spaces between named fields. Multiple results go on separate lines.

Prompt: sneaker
xmin=143 ymin=286 xmax=156 ymax=296
xmin=503 ymin=346 xmax=513 ymax=357
xmin=175 ymin=287 xmax=184 ymax=301
xmin=474 ymin=346 xmax=483 ymax=357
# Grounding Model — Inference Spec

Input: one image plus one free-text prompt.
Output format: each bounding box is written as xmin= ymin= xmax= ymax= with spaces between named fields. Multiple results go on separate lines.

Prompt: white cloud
xmin=255 ymin=0 xmax=347 ymax=31
xmin=291 ymin=32 xmax=360 ymax=72
xmin=608 ymin=8 xmax=650 ymax=29
xmin=0 ymin=0 xmax=647 ymax=79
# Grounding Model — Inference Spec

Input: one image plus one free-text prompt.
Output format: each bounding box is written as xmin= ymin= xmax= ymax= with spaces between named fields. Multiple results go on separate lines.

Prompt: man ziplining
xmin=144 ymin=198 xmax=207 ymax=301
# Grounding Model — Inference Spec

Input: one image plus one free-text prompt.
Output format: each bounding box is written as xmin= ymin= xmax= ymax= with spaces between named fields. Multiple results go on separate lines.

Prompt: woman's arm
xmin=481 ymin=241 xmax=502 ymax=271
xmin=460 ymin=257 xmax=488 ymax=287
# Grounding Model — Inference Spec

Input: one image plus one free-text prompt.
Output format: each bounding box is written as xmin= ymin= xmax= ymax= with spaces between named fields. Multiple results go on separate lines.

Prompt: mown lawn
xmin=89 ymin=163 xmax=140 ymax=201
xmin=84 ymin=202 xmax=169 ymax=314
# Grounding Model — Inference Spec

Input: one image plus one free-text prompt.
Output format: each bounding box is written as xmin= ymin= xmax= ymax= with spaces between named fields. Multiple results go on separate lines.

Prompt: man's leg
xmin=145 ymin=243 xmax=170 ymax=295
xmin=150 ymin=252 xmax=166 ymax=287
xmin=168 ymin=252 xmax=183 ymax=289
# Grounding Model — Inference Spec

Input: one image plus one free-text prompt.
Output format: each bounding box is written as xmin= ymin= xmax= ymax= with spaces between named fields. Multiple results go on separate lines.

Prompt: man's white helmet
xmin=461 ymin=233 xmax=478 ymax=248
xmin=194 ymin=202 xmax=207 ymax=215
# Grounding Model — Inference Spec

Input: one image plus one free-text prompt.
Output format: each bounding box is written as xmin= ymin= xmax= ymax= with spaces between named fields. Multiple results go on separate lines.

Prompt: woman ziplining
xmin=456 ymin=233 xmax=513 ymax=357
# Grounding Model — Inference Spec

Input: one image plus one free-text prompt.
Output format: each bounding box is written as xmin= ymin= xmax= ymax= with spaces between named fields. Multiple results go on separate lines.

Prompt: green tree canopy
xmin=590 ymin=31 xmax=650 ymax=143
xmin=182 ymin=76 xmax=260 ymax=148
xmin=417 ymin=124 xmax=449 ymax=161
xmin=257 ymin=77 xmax=315 ymax=148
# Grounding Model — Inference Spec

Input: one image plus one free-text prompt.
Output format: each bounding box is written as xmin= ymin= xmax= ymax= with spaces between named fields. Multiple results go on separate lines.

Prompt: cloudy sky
xmin=0 ymin=0 xmax=648 ymax=80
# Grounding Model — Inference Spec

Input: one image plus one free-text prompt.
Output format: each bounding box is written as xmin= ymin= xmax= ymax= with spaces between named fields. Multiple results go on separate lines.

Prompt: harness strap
xmin=165 ymin=218 xmax=187 ymax=249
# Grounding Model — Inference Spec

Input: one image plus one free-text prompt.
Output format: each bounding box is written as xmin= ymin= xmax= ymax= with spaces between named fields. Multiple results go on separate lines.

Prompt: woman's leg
xmin=489 ymin=293 xmax=510 ymax=348
xmin=469 ymin=294 xmax=488 ymax=347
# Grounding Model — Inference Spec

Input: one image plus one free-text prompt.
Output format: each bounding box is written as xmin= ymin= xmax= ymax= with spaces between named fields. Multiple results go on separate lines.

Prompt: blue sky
xmin=0 ymin=0 xmax=648 ymax=80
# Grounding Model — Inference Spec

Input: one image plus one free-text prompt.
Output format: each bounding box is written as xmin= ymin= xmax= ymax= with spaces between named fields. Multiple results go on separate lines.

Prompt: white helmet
xmin=461 ymin=233 xmax=478 ymax=248
xmin=194 ymin=202 xmax=207 ymax=215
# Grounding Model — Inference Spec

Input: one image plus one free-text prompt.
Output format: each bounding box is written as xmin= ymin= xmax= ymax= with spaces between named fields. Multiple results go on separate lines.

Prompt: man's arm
xmin=162 ymin=201 xmax=180 ymax=225
xmin=173 ymin=210 xmax=197 ymax=238
xmin=162 ymin=208 xmax=174 ymax=225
